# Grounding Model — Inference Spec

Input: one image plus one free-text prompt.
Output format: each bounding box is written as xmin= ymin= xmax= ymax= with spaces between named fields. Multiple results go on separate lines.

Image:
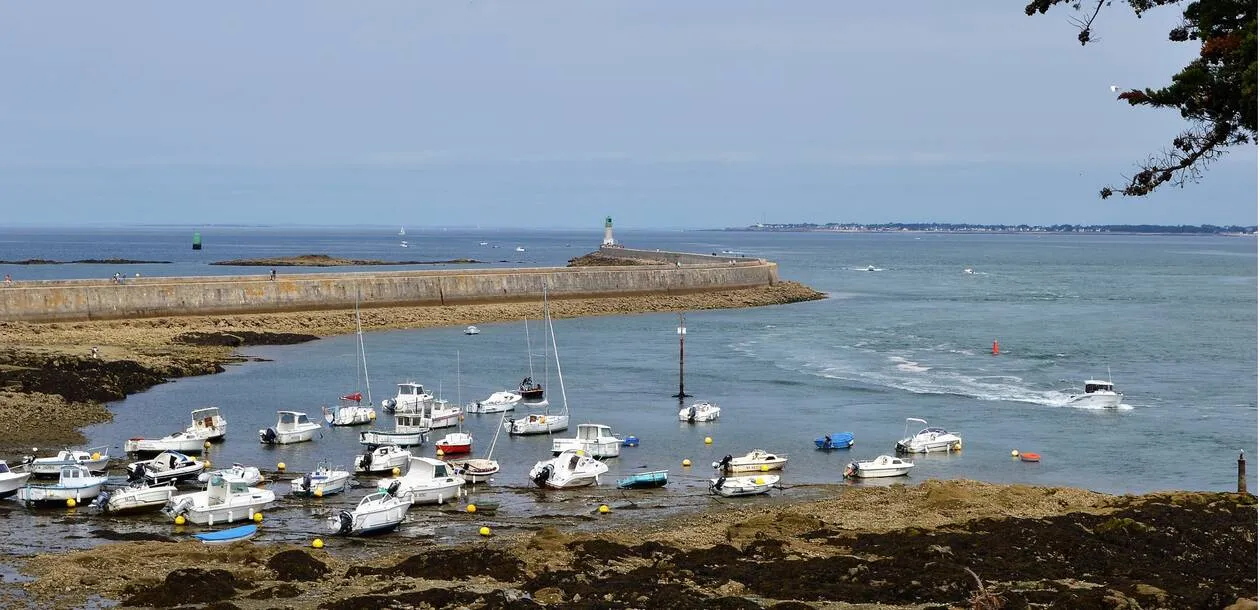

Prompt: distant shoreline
xmin=720 ymin=223 xmax=1258 ymax=236
xmin=209 ymin=254 xmax=484 ymax=266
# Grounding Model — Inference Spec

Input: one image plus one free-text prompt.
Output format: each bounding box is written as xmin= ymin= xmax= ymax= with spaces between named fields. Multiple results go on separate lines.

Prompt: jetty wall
xmin=599 ymin=246 xmax=751 ymax=265
xmin=0 ymin=261 xmax=779 ymax=323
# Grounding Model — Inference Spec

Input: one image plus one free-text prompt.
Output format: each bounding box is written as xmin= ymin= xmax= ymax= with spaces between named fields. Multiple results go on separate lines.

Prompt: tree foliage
xmin=1025 ymin=0 xmax=1257 ymax=198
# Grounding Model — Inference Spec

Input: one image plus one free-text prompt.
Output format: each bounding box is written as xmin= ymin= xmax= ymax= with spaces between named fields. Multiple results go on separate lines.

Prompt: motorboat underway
xmin=24 ymin=447 xmax=110 ymax=477
xmin=126 ymin=451 xmax=205 ymax=485
xmin=421 ymin=399 xmax=462 ymax=430
xmin=355 ymin=444 xmax=412 ymax=474
xmin=844 ymin=455 xmax=914 ymax=478
xmin=187 ymin=407 xmax=227 ymax=441
xmin=528 ymin=449 xmax=609 ymax=489
xmin=504 ymin=411 xmax=569 ymax=436
xmin=124 ymin=430 xmax=205 ymax=455
xmin=259 ymin=411 xmax=321 ymax=445
xmin=814 ymin=432 xmax=855 ymax=451
xmin=713 ymin=450 xmax=788 ymax=474
xmin=465 ymin=391 xmax=521 ymax=414
xmin=359 ymin=413 xmax=428 ymax=447
xmin=195 ymin=524 xmax=257 ymax=545
xmin=1068 ymin=379 xmax=1123 ymax=409
xmin=617 ymin=469 xmax=668 ymax=489
xmin=895 ymin=418 xmax=963 ymax=454
xmin=330 ymin=490 xmax=409 ymax=536
xmin=198 ymin=463 xmax=264 ymax=487
xmin=291 ymin=462 xmax=352 ymax=497
xmin=709 ymin=474 xmax=779 ymax=497
xmin=679 ymin=401 xmax=720 ymax=423
xmin=0 ymin=461 xmax=32 ymax=498
xmin=464 ymin=325 xmax=480 ymax=335
xmin=17 ymin=465 xmax=107 ymax=505
xmin=323 ymin=393 xmax=375 ymax=427
xmin=163 ymin=474 xmax=276 ymax=525
xmin=91 ymin=481 xmax=177 ymax=513
xmin=551 ymin=423 xmax=622 ymax=459
xmin=381 ymin=382 xmax=433 ymax=414
xmin=435 ymin=432 xmax=473 ymax=455
xmin=375 ymin=457 xmax=465 ymax=505
xmin=518 ymin=377 xmax=544 ymax=401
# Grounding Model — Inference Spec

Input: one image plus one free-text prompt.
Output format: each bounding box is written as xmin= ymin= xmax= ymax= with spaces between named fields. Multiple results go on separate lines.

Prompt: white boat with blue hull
xmin=815 ymin=432 xmax=855 ymax=450
xmin=195 ymin=524 xmax=258 ymax=545
xmin=291 ymin=462 xmax=352 ymax=497
xmin=330 ymin=491 xmax=410 ymax=536
xmin=18 ymin=465 xmax=107 ymax=505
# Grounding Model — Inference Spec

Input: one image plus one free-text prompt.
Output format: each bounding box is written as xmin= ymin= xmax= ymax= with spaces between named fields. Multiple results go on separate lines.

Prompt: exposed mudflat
xmin=13 ymin=481 xmax=1256 ymax=609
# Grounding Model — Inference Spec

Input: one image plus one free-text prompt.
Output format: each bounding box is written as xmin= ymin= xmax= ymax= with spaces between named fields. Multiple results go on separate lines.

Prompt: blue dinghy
xmin=616 ymin=469 xmax=668 ymax=489
xmin=814 ymin=432 xmax=855 ymax=450
xmin=193 ymin=524 xmax=258 ymax=545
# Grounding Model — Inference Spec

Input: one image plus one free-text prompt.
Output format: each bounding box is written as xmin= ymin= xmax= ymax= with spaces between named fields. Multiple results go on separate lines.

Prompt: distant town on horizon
xmin=726 ymin=222 xmax=1258 ymax=235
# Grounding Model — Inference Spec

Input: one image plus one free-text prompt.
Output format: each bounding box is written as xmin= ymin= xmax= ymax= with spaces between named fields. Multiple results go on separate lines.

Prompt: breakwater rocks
xmin=0 ymin=258 xmax=171 ymax=265
xmin=567 ymin=251 xmax=666 ymax=266
xmin=18 ymin=482 xmax=1256 ymax=608
xmin=210 ymin=254 xmax=483 ymax=266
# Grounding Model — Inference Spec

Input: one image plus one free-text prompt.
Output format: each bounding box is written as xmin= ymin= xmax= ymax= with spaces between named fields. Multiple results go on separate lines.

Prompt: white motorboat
xmin=844 ymin=455 xmax=915 ymax=479
xmin=679 ymin=401 xmax=721 ymax=423
xmin=421 ymin=399 xmax=462 ymax=430
xmin=330 ymin=490 xmax=409 ymax=536
xmin=464 ymin=325 xmax=480 ymax=335
xmin=355 ymin=444 xmax=413 ymax=474
xmin=381 ymin=381 xmax=434 ymax=414
xmin=291 ymin=462 xmax=352 ymax=497
xmin=376 ymin=456 xmax=465 ymax=505
xmin=359 ymin=413 xmax=428 ymax=447
xmin=1068 ymin=378 xmax=1123 ymax=409
xmin=515 ymin=246 xmax=526 ymax=252
xmin=163 ymin=474 xmax=276 ymax=525
xmin=0 ymin=461 xmax=32 ymax=498
xmin=465 ymin=391 xmax=521 ymax=414
xmin=528 ymin=449 xmax=609 ymax=489
xmin=17 ymin=465 xmax=107 ymax=505
xmin=186 ymin=407 xmax=227 ymax=441
xmin=24 ymin=447 xmax=110 ymax=477
xmin=504 ymin=411 xmax=569 ymax=436
xmin=895 ymin=418 xmax=963 ymax=454
xmin=323 ymin=397 xmax=376 ymax=427
xmin=91 ymin=481 xmax=177 ymax=513
xmin=713 ymin=450 xmax=788 ymax=474
xmin=126 ymin=451 xmax=205 ymax=485
xmin=198 ymin=463 xmax=264 ymax=487
xmin=551 ymin=424 xmax=622 ymax=459
xmin=259 ymin=411 xmax=321 ymax=445
xmin=709 ymin=474 xmax=779 ymax=497
xmin=124 ymin=431 xmax=205 ymax=455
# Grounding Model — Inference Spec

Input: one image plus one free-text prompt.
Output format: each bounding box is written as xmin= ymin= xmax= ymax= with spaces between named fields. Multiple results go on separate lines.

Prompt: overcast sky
xmin=1 ymin=1 xmax=1255 ymax=227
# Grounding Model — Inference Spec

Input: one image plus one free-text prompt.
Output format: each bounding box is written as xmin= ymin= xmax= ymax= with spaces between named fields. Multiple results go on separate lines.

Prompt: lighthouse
xmin=602 ymin=216 xmax=617 ymax=246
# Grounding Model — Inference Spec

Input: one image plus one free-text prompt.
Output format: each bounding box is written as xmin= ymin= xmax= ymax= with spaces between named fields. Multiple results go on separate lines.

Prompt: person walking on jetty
xmin=3 ymin=273 xmax=12 ymax=286
xmin=270 ymin=268 xmax=276 ymax=281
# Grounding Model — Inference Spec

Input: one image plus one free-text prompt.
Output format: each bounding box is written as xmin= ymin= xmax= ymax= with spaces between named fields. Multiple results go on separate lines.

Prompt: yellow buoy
xmin=312 ymin=538 xmax=324 ymax=549
xmin=204 ymin=460 xmax=212 ymax=469
xmin=91 ymin=452 xmax=101 ymax=460
xmin=175 ymin=515 xmax=187 ymax=525
xmin=479 ymin=526 xmax=491 ymax=536
xmin=369 ymin=410 xmax=377 ymax=420
xmin=66 ymin=498 xmax=76 ymax=508
xmin=277 ymin=462 xmax=286 ymax=472
xmin=252 ymin=512 xmax=264 ymax=523
xmin=754 ymin=477 xmax=765 ymax=485
xmin=1011 ymin=449 xmax=1020 ymax=457
xmin=598 ymin=504 xmax=610 ymax=514
xmin=682 ymin=459 xmax=692 ymax=467
xmin=576 ymin=449 xmax=584 ymax=456
xmin=466 ymin=504 xmax=477 ymax=513
xmin=314 ymin=487 xmax=324 ymax=498
xmin=436 ymin=449 xmax=445 ymax=457
xmin=954 ymin=441 xmax=963 ymax=451
xmin=391 ymin=467 xmax=401 ymax=476
xmin=204 ymin=440 xmax=212 ymax=449
xmin=760 ymin=464 xmax=770 ymax=472
xmin=704 ymin=437 xmax=713 ymax=445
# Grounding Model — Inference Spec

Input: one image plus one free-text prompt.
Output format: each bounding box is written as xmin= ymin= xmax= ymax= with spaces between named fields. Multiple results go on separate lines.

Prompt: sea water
xmin=0 ymin=228 xmax=1254 ymax=553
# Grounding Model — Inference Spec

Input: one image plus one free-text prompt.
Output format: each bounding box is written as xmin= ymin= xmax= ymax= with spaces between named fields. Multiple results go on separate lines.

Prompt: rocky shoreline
xmin=0 ymin=280 xmax=824 ymax=453
xmin=8 ymin=480 xmax=1255 ymax=608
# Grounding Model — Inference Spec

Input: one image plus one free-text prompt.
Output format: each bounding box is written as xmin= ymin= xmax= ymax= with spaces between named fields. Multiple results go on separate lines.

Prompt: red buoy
xmin=992 ymin=339 xmax=1000 ymax=355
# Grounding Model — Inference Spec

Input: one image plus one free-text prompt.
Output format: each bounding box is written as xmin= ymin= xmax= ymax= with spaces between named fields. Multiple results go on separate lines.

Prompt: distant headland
xmin=726 ymin=222 xmax=1258 ymax=235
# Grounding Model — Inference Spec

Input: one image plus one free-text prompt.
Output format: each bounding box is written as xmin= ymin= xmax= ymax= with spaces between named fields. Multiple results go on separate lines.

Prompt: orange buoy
xmin=992 ymin=339 xmax=1000 ymax=355
xmin=1019 ymin=452 xmax=1041 ymax=462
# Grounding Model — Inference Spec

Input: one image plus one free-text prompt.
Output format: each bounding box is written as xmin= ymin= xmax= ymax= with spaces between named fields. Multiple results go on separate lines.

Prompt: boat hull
xmin=125 ymin=436 xmax=205 ymax=454
xmin=449 ymin=458 xmax=499 ymax=483
xmin=354 ymin=447 xmax=412 ymax=473
xmin=330 ymin=498 xmax=409 ymax=536
xmin=194 ymin=524 xmax=258 ymax=545
xmin=18 ymin=481 xmax=104 ymax=504
xmin=291 ymin=471 xmax=351 ymax=497
xmin=359 ymin=430 xmax=426 ymax=447
xmin=895 ymin=438 xmax=962 ymax=454
xmin=617 ymin=470 xmax=668 ymax=489
xmin=101 ymin=485 xmax=177 ymax=513
xmin=505 ymin=414 xmax=569 ymax=436
xmin=1068 ymin=393 xmax=1123 ymax=408
xmin=551 ymin=438 xmax=621 ymax=459
xmin=378 ymin=480 xmax=463 ymax=505
xmin=167 ymin=492 xmax=276 ymax=525
xmin=0 ymin=472 xmax=33 ymax=498
xmin=709 ymin=475 xmax=778 ymax=497
xmin=28 ymin=457 xmax=109 ymax=477
xmin=324 ymin=406 xmax=375 ymax=426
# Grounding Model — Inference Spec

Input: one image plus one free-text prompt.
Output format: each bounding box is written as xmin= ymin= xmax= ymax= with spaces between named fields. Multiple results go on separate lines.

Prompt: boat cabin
xmin=276 ymin=411 xmax=314 ymax=431
xmin=397 ymin=382 xmax=428 ymax=397
xmin=207 ymin=475 xmax=253 ymax=505
xmin=1083 ymin=381 xmax=1115 ymax=394
xmin=396 ymin=414 xmax=428 ymax=433
xmin=0 ymin=462 xmax=12 ymax=475
xmin=59 ymin=465 xmax=91 ymax=483
xmin=191 ymin=407 xmax=223 ymax=427
xmin=406 ymin=457 xmax=454 ymax=480
xmin=576 ymin=424 xmax=615 ymax=441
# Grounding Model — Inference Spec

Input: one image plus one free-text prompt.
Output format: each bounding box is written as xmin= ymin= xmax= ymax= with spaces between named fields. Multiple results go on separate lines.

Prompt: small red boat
xmin=435 ymin=432 xmax=473 ymax=455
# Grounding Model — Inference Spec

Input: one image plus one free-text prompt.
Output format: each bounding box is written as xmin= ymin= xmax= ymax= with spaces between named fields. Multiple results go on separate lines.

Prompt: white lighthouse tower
xmin=602 ymin=216 xmax=617 ymax=246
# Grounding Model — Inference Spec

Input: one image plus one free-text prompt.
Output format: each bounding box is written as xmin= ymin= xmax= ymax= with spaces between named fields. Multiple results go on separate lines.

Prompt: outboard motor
xmin=260 ymin=428 xmax=278 ymax=444
xmin=381 ymin=398 xmax=396 ymax=413
xmin=687 ymin=406 xmax=696 ymax=423
xmin=713 ymin=476 xmax=726 ymax=490
xmin=532 ymin=464 xmax=553 ymax=487
xmin=337 ymin=511 xmax=354 ymax=535
xmin=823 ymin=435 xmax=833 ymax=450
xmin=298 ymin=474 xmax=312 ymax=494
xmin=713 ymin=455 xmax=733 ymax=472
xmin=386 ymin=480 xmax=402 ymax=497
xmin=89 ymin=490 xmax=111 ymax=512
xmin=843 ymin=462 xmax=857 ymax=478
xmin=126 ymin=463 xmax=146 ymax=482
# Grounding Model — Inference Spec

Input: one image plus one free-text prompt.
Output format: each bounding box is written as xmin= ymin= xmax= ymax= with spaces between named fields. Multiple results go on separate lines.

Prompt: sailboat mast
xmin=356 ymin=290 xmax=373 ymax=405
xmin=524 ymin=316 xmax=536 ymax=379
xmin=545 ymin=286 xmax=568 ymax=414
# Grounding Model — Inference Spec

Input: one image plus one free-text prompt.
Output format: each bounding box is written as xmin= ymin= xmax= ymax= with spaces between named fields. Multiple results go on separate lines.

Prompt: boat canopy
xmin=917 ymin=427 xmax=950 ymax=436
xmin=1084 ymin=381 xmax=1114 ymax=393
xmin=398 ymin=382 xmax=426 ymax=395
xmin=191 ymin=407 xmax=221 ymax=419
xmin=576 ymin=424 xmax=612 ymax=441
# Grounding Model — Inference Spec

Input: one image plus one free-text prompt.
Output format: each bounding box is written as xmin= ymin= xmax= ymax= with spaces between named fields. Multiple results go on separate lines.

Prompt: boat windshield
xmin=280 ymin=412 xmax=296 ymax=425
xmin=920 ymin=427 xmax=949 ymax=436
xmin=0 ymin=463 xmax=9 ymax=474
xmin=1084 ymin=383 xmax=1113 ymax=393
xmin=296 ymin=414 xmax=311 ymax=425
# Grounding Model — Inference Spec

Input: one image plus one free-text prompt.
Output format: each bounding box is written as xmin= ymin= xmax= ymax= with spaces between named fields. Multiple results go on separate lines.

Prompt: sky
xmin=0 ymin=1 xmax=1256 ymax=228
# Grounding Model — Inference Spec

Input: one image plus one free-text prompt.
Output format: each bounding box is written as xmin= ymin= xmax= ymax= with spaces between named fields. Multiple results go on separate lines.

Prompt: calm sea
xmin=0 ymin=227 xmax=1255 ymax=553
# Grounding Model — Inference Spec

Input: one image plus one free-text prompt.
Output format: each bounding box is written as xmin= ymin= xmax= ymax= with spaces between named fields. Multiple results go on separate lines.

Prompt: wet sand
xmin=9 ymin=480 xmax=1255 ymax=609
xmin=0 ymin=280 xmax=824 ymax=453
